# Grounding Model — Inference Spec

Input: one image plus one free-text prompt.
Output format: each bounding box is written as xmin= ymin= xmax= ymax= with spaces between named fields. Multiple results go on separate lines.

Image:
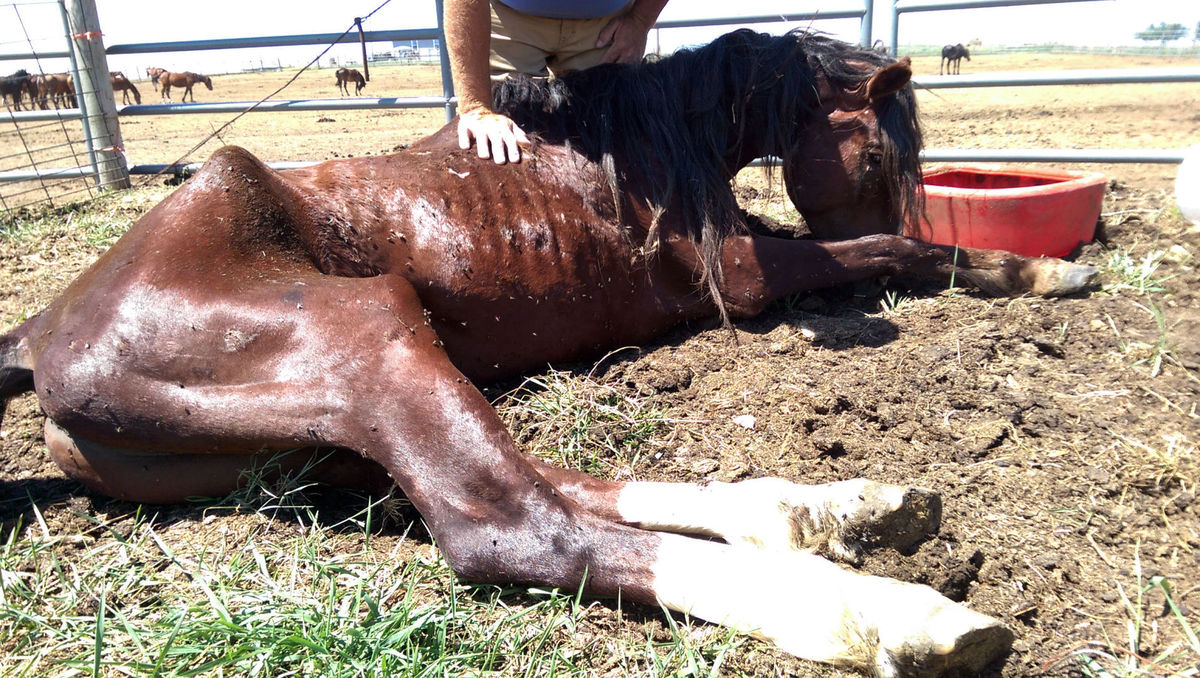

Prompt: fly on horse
xmin=145 ymin=66 xmax=165 ymax=92
xmin=0 ymin=30 xmax=1094 ymax=676
xmin=110 ymin=71 xmax=141 ymax=105
xmin=335 ymin=67 xmax=366 ymax=96
xmin=158 ymin=71 xmax=212 ymax=103
xmin=940 ymin=43 xmax=971 ymax=75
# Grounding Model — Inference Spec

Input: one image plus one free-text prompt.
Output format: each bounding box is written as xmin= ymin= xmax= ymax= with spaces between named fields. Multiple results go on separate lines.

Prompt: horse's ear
xmin=866 ymin=57 xmax=912 ymax=103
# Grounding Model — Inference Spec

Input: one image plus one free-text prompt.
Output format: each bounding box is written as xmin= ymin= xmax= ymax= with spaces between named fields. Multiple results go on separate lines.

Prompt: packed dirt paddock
xmin=1 ymin=46 xmax=1198 ymax=676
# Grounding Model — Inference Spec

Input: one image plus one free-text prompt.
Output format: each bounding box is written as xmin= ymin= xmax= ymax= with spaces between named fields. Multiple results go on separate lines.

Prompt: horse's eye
xmin=866 ymin=149 xmax=884 ymax=165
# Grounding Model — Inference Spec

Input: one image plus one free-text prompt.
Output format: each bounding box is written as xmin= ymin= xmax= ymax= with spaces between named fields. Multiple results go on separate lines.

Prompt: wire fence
xmin=0 ymin=0 xmax=103 ymax=212
xmin=2 ymin=0 xmax=1197 ymax=216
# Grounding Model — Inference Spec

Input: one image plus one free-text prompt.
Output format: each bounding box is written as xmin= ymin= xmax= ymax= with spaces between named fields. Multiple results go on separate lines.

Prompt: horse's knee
xmin=428 ymin=503 xmax=601 ymax=588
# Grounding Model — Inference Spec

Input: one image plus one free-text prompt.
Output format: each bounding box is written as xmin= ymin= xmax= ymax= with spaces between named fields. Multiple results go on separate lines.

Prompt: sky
xmin=1 ymin=0 xmax=1198 ymax=78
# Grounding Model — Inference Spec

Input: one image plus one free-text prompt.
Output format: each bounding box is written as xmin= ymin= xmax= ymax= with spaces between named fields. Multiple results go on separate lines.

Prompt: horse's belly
xmin=424 ymin=281 xmax=688 ymax=382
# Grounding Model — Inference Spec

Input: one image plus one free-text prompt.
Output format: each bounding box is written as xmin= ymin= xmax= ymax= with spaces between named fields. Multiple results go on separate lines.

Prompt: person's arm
xmin=443 ymin=0 xmax=528 ymax=164
xmin=596 ymin=0 xmax=669 ymax=64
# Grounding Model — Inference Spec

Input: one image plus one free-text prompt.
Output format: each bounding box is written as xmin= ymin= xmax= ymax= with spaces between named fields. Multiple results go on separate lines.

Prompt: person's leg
xmin=488 ymin=1 xmax=557 ymax=78
xmin=545 ymin=6 xmax=634 ymax=75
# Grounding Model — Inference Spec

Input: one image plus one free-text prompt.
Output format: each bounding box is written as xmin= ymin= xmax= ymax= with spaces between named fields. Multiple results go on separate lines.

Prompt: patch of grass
xmin=879 ymin=289 xmax=914 ymax=316
xmin=497 ymin=367 xmax=669 ymax=477
xmin=1103 ymin=301 xmax=1188 ymax=380
xmin=1062 ymin=548 xmax=1200 ymax=678
xmin=0 ymin=185 xmax=171 ymax=247
xmin=1108 ymin=429 xmax=1196 ymax=496
xmin=1100 ymin=246 xmax=1174 ymax=296
xmin=0 ymin=491 xmax=743 ymax=677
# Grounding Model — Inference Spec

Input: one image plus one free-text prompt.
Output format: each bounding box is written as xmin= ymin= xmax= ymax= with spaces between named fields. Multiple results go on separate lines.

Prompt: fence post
xmin=860 ymin=0 xmax=875 ymax=47
xmin=434 ymin=0 xmax=455 ymax=123
xmin=64 ymin=0 xmax=130 ymax=190
xmin=890 ymin=0 xmax=900 ymax=56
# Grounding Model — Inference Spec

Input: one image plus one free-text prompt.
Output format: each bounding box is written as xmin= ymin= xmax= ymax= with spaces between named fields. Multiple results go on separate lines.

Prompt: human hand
xmin=596 ymin=12 xmax=653 ymax=65
xmin=456 ymin=108 xmax=530 ymax=164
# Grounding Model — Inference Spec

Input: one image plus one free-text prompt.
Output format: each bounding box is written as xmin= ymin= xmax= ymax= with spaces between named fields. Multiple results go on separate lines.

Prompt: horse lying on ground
xmin=110 ymin=71 xmax=141 ymax=105
xmin=335 ymin=67 xmax=366 ymax=96
xmin=159 ymin=71 xmax=212 ymax=103
xmin=0 ymin=30 xmax=1095 ymax=677
xmin=940 ymin=43 xmax=971 ymax=75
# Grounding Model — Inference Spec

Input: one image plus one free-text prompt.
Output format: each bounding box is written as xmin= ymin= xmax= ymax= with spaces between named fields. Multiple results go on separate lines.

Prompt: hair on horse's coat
xmin=493 ymin=30 xmax=923 ymax=326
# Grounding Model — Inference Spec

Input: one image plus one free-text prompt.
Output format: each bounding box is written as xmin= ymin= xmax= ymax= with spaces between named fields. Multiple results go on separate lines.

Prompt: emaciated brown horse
xmin=335 ymin=67 xmax=366 ymax=96
xmin=158 ymin=70 xmax=212 ymax=103
xmin=0 ymin=30 xmax=1093 ymax=676
xmin=110 ymin=71 xmax=141 ymax=105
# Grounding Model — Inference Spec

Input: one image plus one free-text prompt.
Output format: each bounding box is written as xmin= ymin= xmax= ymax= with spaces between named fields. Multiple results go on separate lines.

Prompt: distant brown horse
xmin=32 ymin=73 xmax=75 ymax=109
xmin=3 ymin=31 xmax=1098 ymax=676
xmin=335 ymin=67 xmax=366 ymax=96
xmin=940 ymin=43 xmax=970 ymax=75
xmin=145 ymin=66 xmax=165 ymax=92
xmin=159 ymin=71 xmax=212 ymax=103
xmin=110 ymin=71 xmax=141 ymax=105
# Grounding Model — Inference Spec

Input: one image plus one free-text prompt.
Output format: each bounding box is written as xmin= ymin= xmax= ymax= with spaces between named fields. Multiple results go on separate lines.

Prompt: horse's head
xmin=202 ymin=76 xmax=213 ymax=90
xmin=781 ymin=53 xmax=923 ymax=240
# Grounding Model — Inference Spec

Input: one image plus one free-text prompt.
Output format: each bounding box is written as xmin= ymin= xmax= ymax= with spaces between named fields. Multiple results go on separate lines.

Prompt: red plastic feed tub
xmin=906 ymin=165 xmax=1107 ymax=258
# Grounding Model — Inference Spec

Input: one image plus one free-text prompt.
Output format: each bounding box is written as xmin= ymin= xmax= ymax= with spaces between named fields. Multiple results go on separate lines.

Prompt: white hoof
xmin=1029 ymin=259 xmax=1097 ymax=296
xmin=725 ymin=478 xmax=942 ymax=563
xmin=871 ymin=590 xmax=1014 ymax=677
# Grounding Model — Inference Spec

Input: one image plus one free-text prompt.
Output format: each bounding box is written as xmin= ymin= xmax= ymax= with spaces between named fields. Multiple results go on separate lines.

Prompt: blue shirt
xmin=497 ymin=0 xmax=630 ymax=19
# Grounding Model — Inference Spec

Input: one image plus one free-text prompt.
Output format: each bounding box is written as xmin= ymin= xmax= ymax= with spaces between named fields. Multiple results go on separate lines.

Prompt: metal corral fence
xmin=894 ymin=0 xmax=1200 ymax=163
xmin=2 ymin=0 xmax=1199 ymax=210
xmin=0 ymin=0 xmax=124 ymax=210
xmin=0 ymin=0 xmax=880 ymax=208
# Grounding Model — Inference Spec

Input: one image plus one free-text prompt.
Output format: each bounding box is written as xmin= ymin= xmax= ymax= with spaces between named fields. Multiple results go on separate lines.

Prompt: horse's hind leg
xmin=42 ymin=419 xmax=391 ymax=503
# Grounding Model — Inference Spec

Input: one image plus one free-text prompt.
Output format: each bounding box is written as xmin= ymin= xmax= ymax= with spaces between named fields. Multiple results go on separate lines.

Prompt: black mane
xmin=493 ymin=29 xmax=924 ymax=313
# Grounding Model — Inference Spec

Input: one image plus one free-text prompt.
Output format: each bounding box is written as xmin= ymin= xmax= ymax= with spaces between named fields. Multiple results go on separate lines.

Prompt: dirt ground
xmin=2 ymin=47 xmax=1200 ymax=676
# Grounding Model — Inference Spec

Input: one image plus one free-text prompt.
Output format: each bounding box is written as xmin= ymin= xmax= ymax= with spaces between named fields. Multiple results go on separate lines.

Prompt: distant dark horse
xmin=940 ymin=43 xmax=970 ymax=75
xmin=159 ymin=71 xmax=212 ymax=103
xmin=110 ymin=71 xmax=141 ymax=105
xmin=335 ymin=67 xmax=366 ymax=96
xmin=2 ymin=30 xmax=1098 ymax=676
xmin=1 ymin=69 xmax=33 ymax=110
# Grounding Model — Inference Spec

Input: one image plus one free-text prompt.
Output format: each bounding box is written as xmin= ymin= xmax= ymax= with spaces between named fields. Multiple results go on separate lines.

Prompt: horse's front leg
xmin=311 ymin=282 xmax=1013 ymax=677
xmin=719 ymin=233 xmax=1096 ymax=316
xmin=529 ymin=460 xmax=941 ymax=563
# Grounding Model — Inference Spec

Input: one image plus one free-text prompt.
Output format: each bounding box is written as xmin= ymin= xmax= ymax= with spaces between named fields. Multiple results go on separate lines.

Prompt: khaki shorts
xmin=489 ymin=1 xmax=631 ymax=80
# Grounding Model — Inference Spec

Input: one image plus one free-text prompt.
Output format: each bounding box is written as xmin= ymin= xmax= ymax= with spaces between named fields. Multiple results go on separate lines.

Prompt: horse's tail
xmin=0 ymin=320 xmax=37 ymax=431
